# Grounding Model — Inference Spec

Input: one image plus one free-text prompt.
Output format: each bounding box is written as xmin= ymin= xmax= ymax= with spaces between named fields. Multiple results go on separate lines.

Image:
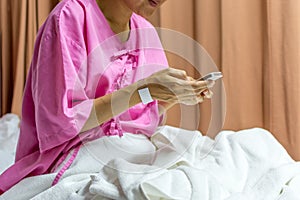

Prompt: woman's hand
xmin=81 ymin=68 xmax=214 ymax=132
xmin=144 ymin=68 xmax=215 ymax=105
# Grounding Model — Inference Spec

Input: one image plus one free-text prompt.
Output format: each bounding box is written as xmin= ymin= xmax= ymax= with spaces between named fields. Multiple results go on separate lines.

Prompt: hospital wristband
xmin=138 ymin=87 xmax=154 ymax=104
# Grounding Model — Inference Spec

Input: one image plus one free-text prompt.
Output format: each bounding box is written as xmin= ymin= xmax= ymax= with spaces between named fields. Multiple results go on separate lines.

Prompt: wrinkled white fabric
xmin=1 ymin=126 xmax=300 ymax=200
xmin=0 ymin=114 xmax=20 ymax=174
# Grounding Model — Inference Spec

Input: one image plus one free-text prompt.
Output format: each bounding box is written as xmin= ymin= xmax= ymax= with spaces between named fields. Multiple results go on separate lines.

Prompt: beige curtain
xmin=0 ymin=0 xmax=59 ymax=116
xmin=1 ymin=0 xmax=299 ymax=159
xmin=150 ymin=0 xmax=300 ymax=160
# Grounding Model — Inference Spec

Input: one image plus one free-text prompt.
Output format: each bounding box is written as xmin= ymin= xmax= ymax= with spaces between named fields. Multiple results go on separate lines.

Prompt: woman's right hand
xmin=144 ymin=68 xmax=215 ymax=105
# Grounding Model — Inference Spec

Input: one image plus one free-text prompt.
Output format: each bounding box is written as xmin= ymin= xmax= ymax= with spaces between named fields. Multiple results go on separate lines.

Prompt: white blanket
xmin=0 ymin=114 xmax=20 ymax=174
xmin=1 ymin=125 xmax=300 ymax=200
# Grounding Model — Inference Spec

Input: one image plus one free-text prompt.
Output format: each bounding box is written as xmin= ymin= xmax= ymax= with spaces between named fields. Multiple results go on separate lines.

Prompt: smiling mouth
xmin=148 ymin=0 xmax=160 ymax=7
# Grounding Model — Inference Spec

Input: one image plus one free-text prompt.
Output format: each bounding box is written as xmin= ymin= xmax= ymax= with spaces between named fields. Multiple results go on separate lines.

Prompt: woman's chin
xmin=135 ymin=9 xmax=156 ymax=19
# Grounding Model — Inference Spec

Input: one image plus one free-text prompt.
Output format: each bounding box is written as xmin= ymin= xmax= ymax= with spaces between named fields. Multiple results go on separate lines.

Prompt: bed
xmin=0 ymin=113 xmax=300 ymax=200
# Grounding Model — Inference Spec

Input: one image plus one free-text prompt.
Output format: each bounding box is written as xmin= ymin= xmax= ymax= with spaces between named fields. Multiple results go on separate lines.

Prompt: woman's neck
xmin=96 ymin=0 xmax=132 ymax=34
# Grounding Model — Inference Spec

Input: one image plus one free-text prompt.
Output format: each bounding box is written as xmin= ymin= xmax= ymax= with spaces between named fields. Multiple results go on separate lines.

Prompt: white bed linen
xmin=0 ymin=116 xmax=300 ymax=200
xmin=0 ymin=114 xmax=20 ymax=174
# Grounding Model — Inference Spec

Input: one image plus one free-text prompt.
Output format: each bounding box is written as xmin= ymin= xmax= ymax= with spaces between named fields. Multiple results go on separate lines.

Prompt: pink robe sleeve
xmin=31 ymin=16 xmax=93 ymax=153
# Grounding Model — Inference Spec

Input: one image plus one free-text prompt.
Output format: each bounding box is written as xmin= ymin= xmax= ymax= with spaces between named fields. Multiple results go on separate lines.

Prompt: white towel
xmin=0 ymin=114 xmax=20 ymax=174
xmin=1 ymin=126 xmax=299 ymax=200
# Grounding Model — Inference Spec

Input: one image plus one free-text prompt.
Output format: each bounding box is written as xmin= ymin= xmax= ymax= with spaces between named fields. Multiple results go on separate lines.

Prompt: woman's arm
xmin=80 ymin=68 xmax=213 ymax=132
xmin=80 ymin=81 xmax=142 ymax=132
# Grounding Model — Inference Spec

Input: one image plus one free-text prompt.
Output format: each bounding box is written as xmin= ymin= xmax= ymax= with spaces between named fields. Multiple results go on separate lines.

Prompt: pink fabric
xmin=51 ymin=145 xmax=81 ymax=186
xmin=0 ymin=0 xmax=168 ymax=193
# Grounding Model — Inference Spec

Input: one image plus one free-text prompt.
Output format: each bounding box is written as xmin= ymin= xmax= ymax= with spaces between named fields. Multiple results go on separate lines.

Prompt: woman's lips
xmin=148 ymin=0 xmax=160 ymax=7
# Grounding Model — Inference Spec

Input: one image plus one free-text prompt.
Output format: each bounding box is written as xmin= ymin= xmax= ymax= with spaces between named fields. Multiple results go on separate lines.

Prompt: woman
xmin=0 ymin=0 xmax=213 ymax=193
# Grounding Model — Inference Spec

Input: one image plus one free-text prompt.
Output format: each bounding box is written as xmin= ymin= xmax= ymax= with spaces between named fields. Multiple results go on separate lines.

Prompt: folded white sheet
xmin=1 ymin=126 xmax=300 ymax=200
xmin=0 ymin=114 xmax=20 ymax=174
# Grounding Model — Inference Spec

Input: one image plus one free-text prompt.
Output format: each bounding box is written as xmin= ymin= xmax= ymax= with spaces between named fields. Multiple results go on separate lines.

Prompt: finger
xmin=179 ymin=96 xmax=203 ymax=105
xmin=206 ymin=80 xmax=215 ymax=88
xmin=178 ymin=93 xmax=204 ymax=102
xmin=193 ymin=80 xmax=215 ymax=89
xmin=172 ymin=85 xmax=209 ymax=99
xmin=202 ymin=90 xmax=213 ymax=99
xmin=187 ymin=76 xmax=195 ymax=81
xmin=160 ymin=80 xmax=208 ymax=98
xmin=172 ymin=87 xmax=201 ymax=98
xmin=168 ymin=68 xmax=189 ymax=80
xmin=195 ymin=88 xmax=208 ymax=94
xmin=197 ymin=95 xmax=205 ymax=103
xmin=193 ymin=80 xmax=208 ymax=88
xmin=175 ymin=80 xmax=208 ymax=90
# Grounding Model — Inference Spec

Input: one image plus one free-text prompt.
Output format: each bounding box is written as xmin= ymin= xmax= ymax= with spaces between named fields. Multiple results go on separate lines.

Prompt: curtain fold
xmin=0 ymin=0 xmax=14 ymax=115
xmin=0 ymin=0 xmax=59 ymax=116
xmin=221 ymin=0 xmax=265 ymax=130
xmin=263 ymin=0 xmax=300 ymax=159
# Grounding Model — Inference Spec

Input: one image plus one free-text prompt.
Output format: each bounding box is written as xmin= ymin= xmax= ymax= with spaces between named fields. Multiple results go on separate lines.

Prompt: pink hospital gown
xmin=0 ymin=0 xmax=168 ymax=193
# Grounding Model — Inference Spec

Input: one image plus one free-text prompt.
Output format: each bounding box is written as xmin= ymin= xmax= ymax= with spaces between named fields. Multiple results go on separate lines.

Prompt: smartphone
xmin=198 ymin=72 xmax=223 ymax=81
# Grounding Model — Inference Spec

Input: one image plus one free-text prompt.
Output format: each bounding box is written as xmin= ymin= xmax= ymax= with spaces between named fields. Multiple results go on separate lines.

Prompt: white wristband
xmin=138 ymin=87 xmax=154 ymax=104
